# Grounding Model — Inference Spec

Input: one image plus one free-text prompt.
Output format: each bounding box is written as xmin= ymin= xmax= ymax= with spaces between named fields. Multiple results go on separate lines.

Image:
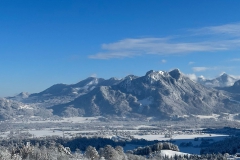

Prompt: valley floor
xmin=1 ymin=115 xmax=238 ymax=156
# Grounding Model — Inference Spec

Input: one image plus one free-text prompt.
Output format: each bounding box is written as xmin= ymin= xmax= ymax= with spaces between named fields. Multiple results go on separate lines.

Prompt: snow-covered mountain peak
xmin=216 ymin=73 xmax=236 ymax=86
xmin=217 ymin=73 xmax=232 ymax=80
xmin=84 ymin=76 xmax=98 ymax=81
xmin=158 ymin=70 xmax=166 ymax=75
xmin=169 ymin=69 xmax=182 ymax=81
xmin=145 ymin=70 xmax=168 ymax=81
xmin=220 ymin=72 xmax=227 ymax=76
xmin=108 ymin=77 xmax=120 ymax=81
xmin=87 ymin=77 xmax=99 ymax=85
xmin=123 ymin=75 xmax=138 ymax=81
xmin=146 ymin=70 xmax=167 ymax=76
xmin=17 ymin=92 xmax=30 ymax=98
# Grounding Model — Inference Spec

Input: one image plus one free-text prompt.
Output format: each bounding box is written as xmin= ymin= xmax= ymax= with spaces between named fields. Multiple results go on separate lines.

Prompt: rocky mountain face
xmin=197 ymin=73 xmax=237 ymax=88
xmin=50 ymin=69 xmax=240 ymax=118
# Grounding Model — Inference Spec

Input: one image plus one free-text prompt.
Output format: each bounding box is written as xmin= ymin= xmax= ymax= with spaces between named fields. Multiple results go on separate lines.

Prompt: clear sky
xmin=1 ymin=0 xmax=240 ymax=97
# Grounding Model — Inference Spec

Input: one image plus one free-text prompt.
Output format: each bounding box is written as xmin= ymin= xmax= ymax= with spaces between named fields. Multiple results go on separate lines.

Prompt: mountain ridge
xmin=7 ymin=77 xmax=122 ymax=107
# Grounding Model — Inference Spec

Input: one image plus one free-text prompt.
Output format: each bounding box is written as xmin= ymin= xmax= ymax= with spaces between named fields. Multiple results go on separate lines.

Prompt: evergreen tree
xmin=85 ymin=146 xmax=99 ymax=160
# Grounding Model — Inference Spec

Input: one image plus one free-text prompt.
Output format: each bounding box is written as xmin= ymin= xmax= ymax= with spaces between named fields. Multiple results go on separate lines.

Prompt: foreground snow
xmin=133 ymin=133 xmax=228 ymax=141
xmin=159 ymin=150 xmax=190 ymax=157
xmin=133 ymin=134 xmax=228 ymax=154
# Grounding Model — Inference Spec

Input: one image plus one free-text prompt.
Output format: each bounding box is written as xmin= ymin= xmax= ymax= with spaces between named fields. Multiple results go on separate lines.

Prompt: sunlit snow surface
xmin=18 ymin=105 xmax=33 ymax=109
xmin=194 ymin=114 xmax=220 ymax=119
xmin=15 ymin=117 xmax=100 ymax=123
xmin=133 ymin=134 xmax=227 ymax=141
xmin=132 ymin=134 xmax=228 ymax=154
xmin=159 ymin=150 xmax=190 ymax=157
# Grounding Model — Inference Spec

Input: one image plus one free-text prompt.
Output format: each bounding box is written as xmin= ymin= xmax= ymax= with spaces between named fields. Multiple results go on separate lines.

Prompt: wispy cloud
xmin=192 ymin=67 xmax=212 ymax=72
xmin=230 ymin=58 xmax=240 ymax=62
xmin=161 ymin=59 xmax=167 ymax=63
xmin=88 ymin=51 xmax=138 ymax=59
xmin=89 ymin=22 xmax=240 ymax=59
xmin=188 ymin=61 xmax=195 ymax=65
xmin=230 ymin=74 xmax=240 ymax=79
xmin=185 ymin=73 xmax=197 ymax=81
xmin=89 ymin=38 xmax=230 ymax=59
xmin=68 ymin=55 xmax=80 ymax=61
xmin=192 ymin=66 xmax=234 ymax=72
xmin=192 ymin=23 xmax=240 ymax=36
xmin=90 ymin=73 xmax=97 ymax=77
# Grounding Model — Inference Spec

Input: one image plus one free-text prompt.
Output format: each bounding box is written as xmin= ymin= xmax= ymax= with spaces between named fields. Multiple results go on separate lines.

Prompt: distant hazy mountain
xmin=197 ymin=73 xmax=237 ymax=88
xmin=217 ymin=80 xmax=240 ymax=94
xmin=8 ymin=77 xmax=122 ymax=107
xmin=50 ymin=69 xmax=240 ymax=118
xmin=0 ymin=98 xmax=51 ymax=120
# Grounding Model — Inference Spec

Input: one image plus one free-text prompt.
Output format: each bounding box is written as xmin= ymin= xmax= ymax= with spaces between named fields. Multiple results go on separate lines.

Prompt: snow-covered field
xmin=132 ymin=133 xmax=228 ymax=154
xmin=28 ymin=129 xmax=63 ymax=137
xmin=174 ymin=134 xmax=228 ymax=154
xmin=133 ymin=133 xmax=227 ymax=141
xmin=16 ymin=116 xmax=101 ymax=123
xmin=27 ymin=129 xmax=99 ymax=138
xmin=194 ymin=114 xmax=220 ymax=119
xmin=133 ymin=125 xmax=158 ymax=129
xmin=60 ymin=117 xmax=100 ymax=123
xmin=159 ymin=150 xmax=190 ymax=157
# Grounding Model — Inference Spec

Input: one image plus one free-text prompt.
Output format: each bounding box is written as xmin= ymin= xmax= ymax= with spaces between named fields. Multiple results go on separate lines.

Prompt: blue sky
xmin=1 ymin=0 xmax=240 ymax=97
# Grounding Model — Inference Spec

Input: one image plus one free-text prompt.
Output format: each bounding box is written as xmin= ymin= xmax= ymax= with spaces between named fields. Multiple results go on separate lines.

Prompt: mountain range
xmin=2 ymin=69 xmax=240 ymax=120
xmin=8 ymin=77 xmax=121 ymax=107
